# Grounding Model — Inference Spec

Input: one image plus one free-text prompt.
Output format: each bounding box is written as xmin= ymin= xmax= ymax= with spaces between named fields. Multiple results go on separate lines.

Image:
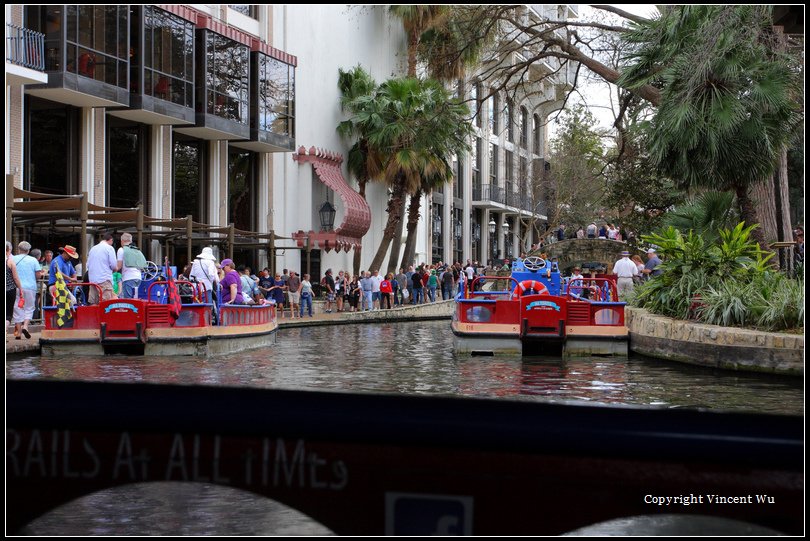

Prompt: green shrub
xmin=633 ymin=223 xmax=802 ymax=331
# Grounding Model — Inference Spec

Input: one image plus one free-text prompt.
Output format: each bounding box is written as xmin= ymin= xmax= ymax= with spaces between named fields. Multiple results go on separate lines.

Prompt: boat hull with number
xmin=453 ymin=257 xmax=628 ymax=357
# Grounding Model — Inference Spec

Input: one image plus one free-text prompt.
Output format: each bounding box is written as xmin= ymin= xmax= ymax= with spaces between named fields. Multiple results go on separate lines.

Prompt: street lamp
xmin=319 ymin=200 xmax=336 ymax=231
xmin=502 ymin=220 xmax=510 ymax=234
xmin=454 ymin=218 xmax=463 ymax=239
xmin=472 ymin=222 xmax=481 ymax=242
xmin=433 ymin=210 xmax=443 ymax=234
xmin=488 ymin=218 xmax=496 ymax=235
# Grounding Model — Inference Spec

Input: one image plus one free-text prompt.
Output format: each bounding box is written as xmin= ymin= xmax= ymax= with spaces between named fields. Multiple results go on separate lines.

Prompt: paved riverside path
xmin=5 ymin=300 xmax=454 ymax=356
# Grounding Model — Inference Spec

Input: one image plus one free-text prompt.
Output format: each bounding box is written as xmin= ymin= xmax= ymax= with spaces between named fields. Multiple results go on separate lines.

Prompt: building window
xmin=489 ymin=143 xmax=498 ymax=187
xmin=519 ymin=156 xmax=528 ymax=198
xmin=228 ymin=149 xmax=255 ymax=231
xmin=25 ymin=97 xmax=79 ymax=196
xmin=229 ymin=5 xmax=259 ymax=19
xmin=432 ymin=203 xmax=444 ymax=264
xmin=107 ymin=121 xmax=149 ymax=210
xmin=472 ymin=137 xmax=481 ymax=197
xmin=174 ymin=138 xmax=206 ymax=223
xmin=56 ymin=5 xmax=129 ymax=88
xmin=453 ymin=207 xmax=463 ymax=264
xmin=257 ymin=53 xmax=295 ymax=138
xmin=506 ymin=99 xmax=514 ymax=143
xmin=520 ymin=106 xmax=529 ymax=148
xmin=453 ymin=154 xmax=463 ymax=200
xmin=533 ymin=113 xmax=541 ymax=156
xmin=470 ymin=81 xmax=481 ymax=128
xmin=471 ymin=209 xmax=482 ymax=262
xmin=142 ymin=7 xmax=194 ymax=108
xmin=204 ymin=32 xmax=249 ymax=124
xmin=505 ymin=150 xmax=514 ymax=185
xmin=488 ymin=90 xmax=499 ymax=135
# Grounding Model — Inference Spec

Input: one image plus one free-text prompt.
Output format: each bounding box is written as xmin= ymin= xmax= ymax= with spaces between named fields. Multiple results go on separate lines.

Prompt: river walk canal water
xmin=6 ymin=320 xmax=803 ymax=535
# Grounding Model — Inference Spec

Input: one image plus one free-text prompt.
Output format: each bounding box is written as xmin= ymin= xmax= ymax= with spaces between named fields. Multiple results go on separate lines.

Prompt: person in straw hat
xmin=47 ymin=245 xmax=80 ymax=306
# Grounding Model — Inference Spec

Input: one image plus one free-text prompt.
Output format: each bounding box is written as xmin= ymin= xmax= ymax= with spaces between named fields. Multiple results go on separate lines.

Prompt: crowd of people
xmin=9 ymin=220 xmax=802 ymax=336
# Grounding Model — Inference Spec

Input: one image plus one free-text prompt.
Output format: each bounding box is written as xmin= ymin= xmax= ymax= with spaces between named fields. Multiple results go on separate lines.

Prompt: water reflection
xmin=6 ymin=321 xmax=803 ymax=415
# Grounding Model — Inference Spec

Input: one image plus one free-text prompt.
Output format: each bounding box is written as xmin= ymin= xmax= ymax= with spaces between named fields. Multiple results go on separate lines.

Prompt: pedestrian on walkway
xmin=6 ymin=241 xmax=22 ymax=338
xmin=360 ymin=271 xmax=373 ymax=311
xmin=299 ymin=273 xmax=314 ymax=317
xmin=12 ymin=241 xmax=43 ymax=340
xmin=612 ymin=250 xmax=638 ymax=300
xmin=287 ymin=271 xmax=301 ymax=318
xmin=380 ymin=273 xmax=393 ymax=309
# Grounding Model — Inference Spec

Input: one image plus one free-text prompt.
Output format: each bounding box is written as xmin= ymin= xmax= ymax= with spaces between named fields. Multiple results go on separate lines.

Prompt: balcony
xmin=24 ymin=6 xmax=130 ymax=108
xmin=472 ymin=183 xmax=505 ymax=207
xmin=6 ymin=23 xmax=48 ymax=85
xmin=174 ymin=22 xmax=251 ymax=141
xmin=110 ymin=6 xmax=196 ymax=126
xmin=231 ymin=46 xmax=296 ymax=153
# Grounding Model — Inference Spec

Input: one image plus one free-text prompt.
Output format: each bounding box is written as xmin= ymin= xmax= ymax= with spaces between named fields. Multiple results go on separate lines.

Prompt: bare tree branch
xmin=590 ymin=5 xmax=651 ymax=24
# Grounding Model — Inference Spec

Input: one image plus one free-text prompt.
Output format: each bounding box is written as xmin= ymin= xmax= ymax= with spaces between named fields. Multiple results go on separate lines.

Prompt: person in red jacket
xmin=380 ymin=273 xmax=393 ymax=309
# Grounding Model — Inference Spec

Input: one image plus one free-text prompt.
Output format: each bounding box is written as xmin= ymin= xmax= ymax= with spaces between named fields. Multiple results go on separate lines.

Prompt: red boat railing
xmin=219 ymin=303 xmax=276 ymax=326
xmin=42 ymin=283 xmax=104 ymax=330
xmin=564 ymin=277 xmax=620 ymax=303
xmin=465 ymin=275 xmax=520 ymax=299
xmin=146 ymin=280 xmax=208 ymax=304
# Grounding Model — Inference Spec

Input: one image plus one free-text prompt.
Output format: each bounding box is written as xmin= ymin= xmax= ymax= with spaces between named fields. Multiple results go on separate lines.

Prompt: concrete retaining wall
xmin=626 ymin=307 xmax=804 ymax=376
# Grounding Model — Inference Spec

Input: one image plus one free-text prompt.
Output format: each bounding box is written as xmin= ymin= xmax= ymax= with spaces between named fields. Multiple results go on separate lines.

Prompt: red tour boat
xmin=453 ymin=256 xmax=628 ymax=356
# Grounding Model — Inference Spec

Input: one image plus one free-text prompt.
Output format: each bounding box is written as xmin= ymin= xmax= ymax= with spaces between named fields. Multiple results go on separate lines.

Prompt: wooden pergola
xmin=6 ymin=180 xmax=291 ymax=274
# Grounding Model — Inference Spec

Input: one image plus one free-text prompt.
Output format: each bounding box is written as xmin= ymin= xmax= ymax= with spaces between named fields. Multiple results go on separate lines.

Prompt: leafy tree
xmin=339 ymin=75 xmax=471 ymax=274
xmin=662 ymin=191 xmax=738 ymax=243
xmin=619 ymin=5 xmax=802 ymax=249
xmin=545 ymin=105 xmax=608 ymax=230
xmin=337 ymin=66 xmax=378 ymax=276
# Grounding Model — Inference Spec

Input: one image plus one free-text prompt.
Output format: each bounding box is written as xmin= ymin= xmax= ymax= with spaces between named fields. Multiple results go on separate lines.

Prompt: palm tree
xmin=663 ymin=191 xmax=739 ymax=242
xmin=389 ymin=6 xmax=490 ymax=270
xmin=340 ymin=76 xmax=472 ymax=274
xmin=619 ymin=5 xmax=802 ymax=249
xmin=337 ymin=66 xmax=379 ymax=276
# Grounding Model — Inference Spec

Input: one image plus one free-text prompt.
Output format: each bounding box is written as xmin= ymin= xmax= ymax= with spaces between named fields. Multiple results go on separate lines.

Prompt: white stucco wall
xmin=270 ymin=5 xmax=410 ymax=275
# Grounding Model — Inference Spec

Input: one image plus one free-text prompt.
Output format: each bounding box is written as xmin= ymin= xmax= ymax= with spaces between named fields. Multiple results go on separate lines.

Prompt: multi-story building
xmin=6 ymin=5 xmax=574 ymax=278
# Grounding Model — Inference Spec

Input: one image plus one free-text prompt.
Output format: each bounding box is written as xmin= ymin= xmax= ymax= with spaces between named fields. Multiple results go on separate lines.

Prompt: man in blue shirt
xmin=48 ymin=245 xmax=80 ymax=305
xmin=643 ymin=248 xmax=663 ymax=279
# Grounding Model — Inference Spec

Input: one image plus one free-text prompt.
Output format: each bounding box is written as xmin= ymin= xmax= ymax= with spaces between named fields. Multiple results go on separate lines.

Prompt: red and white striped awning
xmin=291 ymin=146 xmax=371 ymax=253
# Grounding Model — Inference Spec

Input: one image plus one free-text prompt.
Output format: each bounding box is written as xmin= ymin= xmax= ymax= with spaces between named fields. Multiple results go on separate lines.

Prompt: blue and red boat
xmin=41 ymin=276 xmax=277 ymax=357
xmin=453 ymin=256 xmax=628 ymax=356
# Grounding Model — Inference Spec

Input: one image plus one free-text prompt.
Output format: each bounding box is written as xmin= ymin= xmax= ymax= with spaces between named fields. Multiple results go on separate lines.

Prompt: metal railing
xmin=472 ymin=183 xmax=505 ymax=205
xmin=6 ymin=24 xmax=45 ymax=71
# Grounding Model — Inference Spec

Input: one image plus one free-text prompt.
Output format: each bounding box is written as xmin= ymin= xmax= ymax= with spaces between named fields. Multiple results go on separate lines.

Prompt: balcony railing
xmin=472 ymin=183 xmax=505 ymax=205
xmin=6 ymin=24 xmax=45 ymax=71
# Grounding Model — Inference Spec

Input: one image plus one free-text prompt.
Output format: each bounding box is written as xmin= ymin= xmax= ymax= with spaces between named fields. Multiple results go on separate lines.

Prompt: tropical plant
xmin=619 ymin=5 xmax=803 ymax=248
xmin=337 ymin=66 xmax=379 ymax=275
xmin=698 ymin=272 xmax=804 ymax=330
xmin=663 ymin=191 xmax=738 ymax=243
xmin=389 ymin=6 xmax=488 ymax=272
xmin=634 ymin=223 xmax=802 ymax=331
xmin=338 ymin=75 xmax=472 ymax=274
